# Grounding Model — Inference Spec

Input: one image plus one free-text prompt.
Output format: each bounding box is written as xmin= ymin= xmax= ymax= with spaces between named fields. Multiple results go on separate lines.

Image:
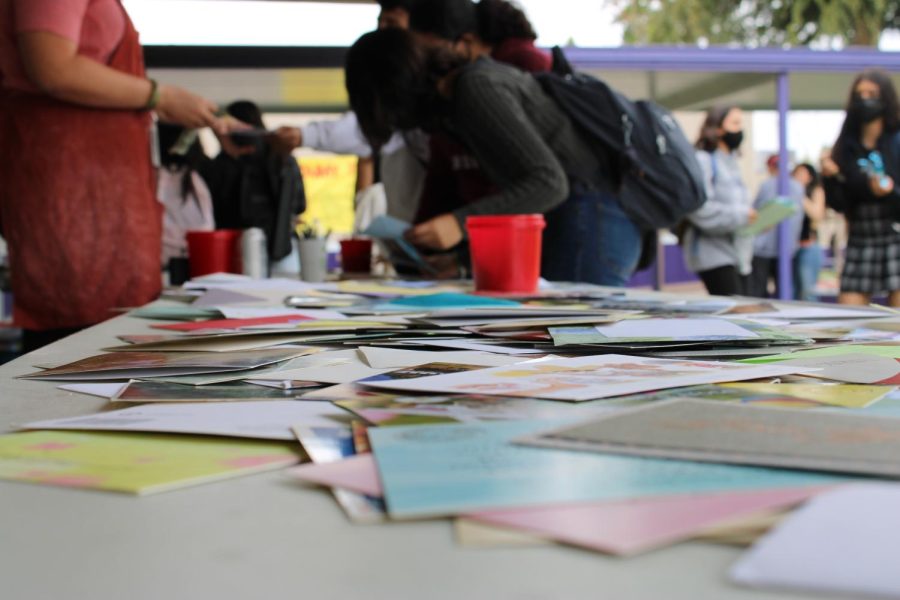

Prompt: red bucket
xmin=340 ymin=238 xmax=373 ymax=273
xmin=186 ymin=230 xmax=242 ymax=277
xmin=466 ymin=214 xmax=545 ymax=293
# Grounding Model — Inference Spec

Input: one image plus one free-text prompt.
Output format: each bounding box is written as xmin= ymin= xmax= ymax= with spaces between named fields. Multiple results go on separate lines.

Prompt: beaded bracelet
xmin=144 ymin=78 xmax=160 ymax=110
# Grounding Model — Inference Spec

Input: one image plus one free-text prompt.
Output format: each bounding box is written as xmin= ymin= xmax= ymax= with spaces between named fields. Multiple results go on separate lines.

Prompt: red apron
xmin=0 ymin=5 xmax=161 ymax=330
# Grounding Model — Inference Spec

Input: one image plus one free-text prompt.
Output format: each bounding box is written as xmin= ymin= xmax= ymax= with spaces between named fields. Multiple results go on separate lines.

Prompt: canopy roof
xmin=145 ymin=45 xmax=900 ymax=112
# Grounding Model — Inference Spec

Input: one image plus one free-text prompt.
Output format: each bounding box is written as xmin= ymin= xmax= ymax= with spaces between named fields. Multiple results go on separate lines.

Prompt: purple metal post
xmin=776 ymin=72 xmax=793 ymax=300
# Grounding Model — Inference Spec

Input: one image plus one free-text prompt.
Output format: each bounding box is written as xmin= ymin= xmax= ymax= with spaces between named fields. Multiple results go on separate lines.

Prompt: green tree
xmin=611 ymin=0 xmax=900 ymax=47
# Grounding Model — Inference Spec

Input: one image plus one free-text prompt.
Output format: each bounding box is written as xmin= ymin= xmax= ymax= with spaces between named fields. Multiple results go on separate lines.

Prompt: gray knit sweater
xmin=445 ymin=57 xmax=607 ymax=226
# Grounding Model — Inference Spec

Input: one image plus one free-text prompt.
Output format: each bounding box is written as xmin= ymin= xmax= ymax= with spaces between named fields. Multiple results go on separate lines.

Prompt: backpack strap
xmin=550 ymin=46 xmax=574 ymax=76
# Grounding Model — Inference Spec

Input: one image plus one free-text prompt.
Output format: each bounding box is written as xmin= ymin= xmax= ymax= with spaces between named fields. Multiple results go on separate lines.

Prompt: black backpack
xmin=536 ymin=48 xmax=707 ymax=232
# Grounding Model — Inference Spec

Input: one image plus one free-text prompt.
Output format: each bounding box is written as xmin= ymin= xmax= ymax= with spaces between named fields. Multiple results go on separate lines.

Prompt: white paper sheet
xmin=592 ymin=318 xmax=759 ymax=340
xmin=401 ymin=339 xmax=545 ymax=355
xmin=747 ymin=306 xmax=889 ymax=320
xmin=58 ymin=382 xmax=130 ymax=400
xmin=216 ymin=306 xmax=347 ymax=321
xmin=245 ymin=350 xmax=392 ymax=384
xmin=731 ymin=483 xmax=900 ymax=598
xmin=22 ymin=400 xmax=348 ymax=441
xmin=356 ymin=347 xmax=529 ymax=369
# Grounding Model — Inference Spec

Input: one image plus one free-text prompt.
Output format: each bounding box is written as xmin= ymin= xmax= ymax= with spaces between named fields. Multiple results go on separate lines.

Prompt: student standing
xmin=346 ymin=28 xmax=642 ymax=285
xmin=822 ymin=70 xmax=900 ymax=307
xmin=792 ymin=163 xmax=826 ymax=301
xmin=410 ymin=0 xmax=551 ymax=249
xmin=682 ymin=106 xmax=757 ymax=296
xmin=0 ymin=0 xmax=221 ymax=351
xmin=202 ymin=100 xmax=306 ymax=264
xmin=746 ymin=155 xmax=805 ymax=298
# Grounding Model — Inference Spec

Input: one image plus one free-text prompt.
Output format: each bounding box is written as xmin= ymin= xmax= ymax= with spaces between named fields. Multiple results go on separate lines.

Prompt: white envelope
xmin=732 ymin=483 xmax=900 ymax=598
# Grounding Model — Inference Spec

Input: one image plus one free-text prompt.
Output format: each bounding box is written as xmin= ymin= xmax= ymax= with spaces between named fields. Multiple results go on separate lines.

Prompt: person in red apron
xmin=0 ymin=0 xmax=221 ymax=351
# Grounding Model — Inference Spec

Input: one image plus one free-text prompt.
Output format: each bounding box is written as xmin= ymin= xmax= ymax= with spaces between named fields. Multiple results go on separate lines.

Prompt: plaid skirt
xmin=841 ymin=202 xmax=900 ymax=294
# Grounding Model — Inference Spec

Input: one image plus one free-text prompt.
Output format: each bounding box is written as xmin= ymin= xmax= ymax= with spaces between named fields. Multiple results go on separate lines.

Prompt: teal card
xmin=382 ymin=293 xmax=520 ymax=310
xmin=367 ymin=420 xmax=845 ymax=519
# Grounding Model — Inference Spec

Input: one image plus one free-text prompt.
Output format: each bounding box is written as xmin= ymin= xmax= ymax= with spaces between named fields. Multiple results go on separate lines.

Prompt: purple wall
xmin=628 ymin=244 xmax=699 ymax=288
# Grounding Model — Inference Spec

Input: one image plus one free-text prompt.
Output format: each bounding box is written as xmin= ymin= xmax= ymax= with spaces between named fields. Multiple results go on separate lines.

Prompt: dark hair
xmin=833 ymin=69 xmax=900 ymax=159
xmin=157 ymin=122 xmax=207 ymax=204
xmin=476 ymin=0 xmax=537 ymax=43
xmin=346 ymin=28 xmax=463 ymax=149
xmin=695 ymin=105 xmax=739 ymax=152
xmin=793 ymin=162 xmax=820 ymax=197
xmin=226 ymin=100 xmax=265 ymax=129
xmin=377 ymin=0 xmax=418 ymax=11
xmin=409 ymin=0 xmax=477 ymax=41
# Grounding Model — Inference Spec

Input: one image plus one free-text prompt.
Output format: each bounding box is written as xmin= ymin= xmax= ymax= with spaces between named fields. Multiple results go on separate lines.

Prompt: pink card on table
xmin=285 ymin=454 xmax=382 ymax=496
xmin=469 ymin=486 xmax=830 ymax=556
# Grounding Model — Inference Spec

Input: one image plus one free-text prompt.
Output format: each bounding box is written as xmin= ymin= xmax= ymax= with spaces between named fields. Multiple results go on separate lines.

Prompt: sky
xmin=123 ymin=0 xmax=896 ymax=162
xmin=123 ymin=0 xmax=624 ymax=47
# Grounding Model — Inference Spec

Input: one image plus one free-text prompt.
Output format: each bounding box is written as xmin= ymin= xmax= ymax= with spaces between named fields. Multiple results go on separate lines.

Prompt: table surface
xmin=0 ymin=307 xmax=840 ymax=600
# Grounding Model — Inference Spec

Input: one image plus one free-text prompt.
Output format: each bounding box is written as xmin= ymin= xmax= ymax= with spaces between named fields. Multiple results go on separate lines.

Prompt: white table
xmin=0 ymin=310 xmax=832 ymax=600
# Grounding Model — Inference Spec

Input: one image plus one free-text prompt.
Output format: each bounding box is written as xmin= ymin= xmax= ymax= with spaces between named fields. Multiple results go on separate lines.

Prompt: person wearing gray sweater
xmin=682 ymin=106 xmax=757 ymax=295
xmin=344 ymin=27 xmax=642 ymax=285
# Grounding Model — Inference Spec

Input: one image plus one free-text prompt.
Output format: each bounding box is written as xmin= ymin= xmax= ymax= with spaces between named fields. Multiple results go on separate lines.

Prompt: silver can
xmin=241 ymin=227 xmax=268 ymax=279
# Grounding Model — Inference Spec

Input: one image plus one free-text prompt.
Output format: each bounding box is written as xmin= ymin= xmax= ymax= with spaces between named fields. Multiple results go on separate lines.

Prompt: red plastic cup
xmin=466 ymin=214 xmax=546 ymax=293
xmin=340 ymin=238 xmax=373 ymax=273
xmin=186 ymin=230 xmax=242 ymax=277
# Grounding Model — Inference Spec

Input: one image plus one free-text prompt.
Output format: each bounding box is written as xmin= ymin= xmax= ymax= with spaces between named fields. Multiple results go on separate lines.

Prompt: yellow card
xmin=0 ymin=431 xmax=300 ymax=495
xmin=336 ymin=280 xmax=467 ymax=297
xmin=718 ymin=383 xmax=895 ymax=409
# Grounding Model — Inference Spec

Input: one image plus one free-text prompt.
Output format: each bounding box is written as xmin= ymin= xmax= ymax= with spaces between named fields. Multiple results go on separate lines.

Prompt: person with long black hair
xmin=156 ymin=123 xmax=215 ymax=268
xmin=345 ymin=27 xmax=642 ymax=285
xmin=822 ymin=69 xmax=900 ymax=306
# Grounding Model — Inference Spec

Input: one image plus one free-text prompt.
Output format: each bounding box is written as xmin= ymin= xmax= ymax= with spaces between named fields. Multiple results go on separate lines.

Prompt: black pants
xmin=22 ymin=327 xmax=82 ymax=354
xmin=698 ymin=265 xmax=745 ymax=296
xmin=745 ymin=256 xmax=780 ymax=298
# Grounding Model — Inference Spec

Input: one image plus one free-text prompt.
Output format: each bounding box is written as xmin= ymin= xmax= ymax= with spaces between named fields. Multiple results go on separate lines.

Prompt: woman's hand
xmin=820 ymin=155 xmax=840 ymax=178
xmin=214 ymin=115 xmax=257 ymax=158
xmin=156 ymin=84 xmax=221 ymax=131
xmin=270 ymin=126 xmax=303 ymax=155
xmin=746 ymin=207 xmax=758 ymax=225
xmin=870 ymin=175 xmax=895 ymax=197
xmin=405 ymin=213 xmax=463 ymax=250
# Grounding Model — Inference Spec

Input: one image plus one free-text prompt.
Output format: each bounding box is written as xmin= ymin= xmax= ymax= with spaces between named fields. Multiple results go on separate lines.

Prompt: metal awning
xmin=145 ymin=45 xmax=900 ymax=112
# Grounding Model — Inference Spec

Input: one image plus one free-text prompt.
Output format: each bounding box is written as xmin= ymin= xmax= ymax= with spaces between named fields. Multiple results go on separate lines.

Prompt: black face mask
xmin=721 ymin=130 xmax=744 ymax=151
xmin=851 ymin=96 xmax=884 ymax=123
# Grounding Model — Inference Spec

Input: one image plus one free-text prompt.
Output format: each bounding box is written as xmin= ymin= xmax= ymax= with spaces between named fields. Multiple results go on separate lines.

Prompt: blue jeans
xmin=541 ymin=190 xmax=642 ymax=286
xmin=793 ymin=244 xmax=823 ymax=301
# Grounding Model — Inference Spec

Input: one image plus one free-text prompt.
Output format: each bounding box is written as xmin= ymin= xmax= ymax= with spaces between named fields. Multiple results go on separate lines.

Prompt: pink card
xmin=284 ymin=454 xmax=827 ymax=556
xmin=469 ymin=486 xmax=830 ymax=556
xmin=285 ymin=454 xmax=382 ymax=496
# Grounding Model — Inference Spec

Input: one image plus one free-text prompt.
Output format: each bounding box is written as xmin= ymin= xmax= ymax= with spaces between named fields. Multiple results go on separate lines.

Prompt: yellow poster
xmin=298 ymin=155 xmax=358 ymax=235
